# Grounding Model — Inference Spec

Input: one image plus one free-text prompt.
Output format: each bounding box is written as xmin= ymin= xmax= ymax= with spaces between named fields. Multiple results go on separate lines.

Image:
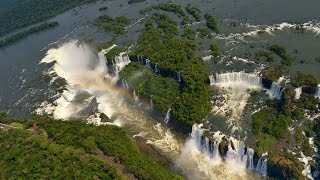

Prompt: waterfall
xmin=113 ymin=53 xmax=131 ymax=80
xmin=256 ymin=152 xmax=268 ymax=176
xmin=315 ymin=86 xmax=320 ymax=99
xmin=122 ymin=79 xmax=129 ymax=89
xmin=246 ymin=148 xmax=255 ymax=170
xmin=294 ymin=87 xmax=302 ymax=99
xmin=149 ymin=98 xmax=154 ymax=108
xmin=133 ymin=90 xmax=139 ymax=103
xmin=177 ymin=73 xmax=182 ymax=82
xmin=178 ymin=124 xmax=268 ymax=177
xmin=145 ymin=59 xmax=151 ymax=69
xmin=209 ymin=75 xmax=216 ymax=85
xmin=268 ymin=82 xmax=283 ymax=100
xmin=164 ymin=108 xmax=171 ymax=124
xmin=98 ymin=52 xmax=108 ymax=73
xmin=155 ymin=64 xmax=159 ymax=73
xmin=214 ymin=72 xmax=262 ymax=87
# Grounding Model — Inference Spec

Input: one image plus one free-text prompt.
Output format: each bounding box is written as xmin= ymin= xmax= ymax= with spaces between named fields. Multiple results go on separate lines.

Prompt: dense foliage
xmin=182 ymin=27 xmax=196 ymax=40
xmin=0 ymin=115 xmax=183 ymax=180
xmin=269 ymin=44 xmax=293 ymax=66
xmin=198 ymin=28 xmax=212 ymax=38
xmin=262 ymin=66 xmax=285 ymax=81
xmin=119 ymin=62 xmax=180 ymax=113
xmin=95 ymin=15 xmax=130 ymax=35
xmin=291 ymin=72 xmax=319 ymax=87
xmin=0 ymin=21 xmax=59 ymax=48
xmin=210 ymin=43 xmax=221 ymax=57
xmin=0 ymin=0 xmax=94 ymax=37
xmin=132 ymin=13 xmax=211 ymax=127
xmin=0 ymin=121 xmax=125 ymax=179
xmin=255 ymin=50 xmax=275 ymax=62
xmin=185 ymin=5 xmax=201 ymax=22
xmin=204 ymin=14 xmax=219 ymax=34
xmin=128 ymin=0 xmax=146 ymax=4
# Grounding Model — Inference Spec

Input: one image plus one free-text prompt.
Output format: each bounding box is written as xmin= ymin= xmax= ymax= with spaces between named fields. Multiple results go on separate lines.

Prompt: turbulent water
xmin=36 ymin=41 xmax=266 ymax=179
xmin=1 ymin=0 xmax=320 ymax=179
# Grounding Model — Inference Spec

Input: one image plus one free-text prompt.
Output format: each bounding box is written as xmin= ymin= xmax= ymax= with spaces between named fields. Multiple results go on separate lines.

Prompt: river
xmin=0 ymin=0 xmax=320 ymax=179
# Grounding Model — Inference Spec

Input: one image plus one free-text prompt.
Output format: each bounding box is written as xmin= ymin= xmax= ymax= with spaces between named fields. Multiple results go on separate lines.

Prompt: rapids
xmin=37 ymin=41 xmax=264 ymax=180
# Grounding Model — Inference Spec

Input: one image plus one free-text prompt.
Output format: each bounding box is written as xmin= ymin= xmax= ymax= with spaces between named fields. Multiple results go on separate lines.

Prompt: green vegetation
xmin=210 ymin=43 xmax=221 ymax=57
xmin=0 ymin=21 xmax=59 ymax=48
xmin=140 ymin=3 xmax=189 ymax=25
xmin=119 ymin=62 xmax=180 ymax=113
xmin=252 ymin=107 xmax=290 ymax=140
xmin=132 ymin=13 xmax=211 ymax=127
xmin=269 ymin=44 xmax=293 ymax=66
xmin=255 ymin=50 xmax=275 ymax=62
xmin=0 ymin=130 xmax=126 ymax=179
xmin=268 ymin=150 xmax=304 ymax=180
xmin=198 ymin=28 xmax=212 ymax=38
xmin=182 ymin=27 xmax=196 ymax=40
xmin=105 ymin=47 xmax=125 ymax=60
xmin=291 ymin=72 xmax=319 ymax=87
xmin=95 ymin=15 xmax=130 ymax=35
xmin=0 ymin=115 xmax=183 ymax=180
xmin=128 ymin=0 xmax=146 ymax=4
xmin=185 ymin=4 xmax=201 ymax=22
xmin=262 ymin=66 xmax=285 ymax=81
xmin=151 ymin=3 xmax=186 ymax=17
xmin=204 ymin=14 xmax=219 ymax=34
xmin=0 ymin=0 xmax=95 ymax=37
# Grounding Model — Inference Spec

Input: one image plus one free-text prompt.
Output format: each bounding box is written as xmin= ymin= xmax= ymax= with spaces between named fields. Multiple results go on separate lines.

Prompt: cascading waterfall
xmin=164 ymin=108 xmax=171 ymax=124
xmin=149 ymin=98 xmax=154 ymax=109
xmin=145 ymin=59 xmax=151 ymax=69
xmin=209 ymin=72 xmax=263 ymax=133
xmin=133 ymin=90 xmax=139 ymax=103
xmin=155 ymin=64 xmax=159 ymax=73
xmin=268 ymin=82 xmax=283 ymax=100
xmin=177 ymin=124 xmax=266 ymax=179
xmin=122 ymin=79 xmax=129 ymax=89
xmin=209 ymin=75 xmax=216 ymax=85
xmin=315 ymin=86 xmax=320 ymax=99
xmin=256 ymin=152 xmax=268 ymax=176
xmin=294 ymin=87 xmax=302 ymax=99
xmin=177 ymin=73 xmax=182 ymax=82
xmin=113 ymin=53 xmax=131 ymax=80
xmin=214 ymin=72 xmax=262 ymax=87
xmin=38 ymin=41 xmax=263 ymax=180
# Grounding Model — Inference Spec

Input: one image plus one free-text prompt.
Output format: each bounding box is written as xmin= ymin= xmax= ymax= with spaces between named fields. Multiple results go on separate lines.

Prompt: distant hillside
xmin=0 ymin=0 xmax=95 ymax=37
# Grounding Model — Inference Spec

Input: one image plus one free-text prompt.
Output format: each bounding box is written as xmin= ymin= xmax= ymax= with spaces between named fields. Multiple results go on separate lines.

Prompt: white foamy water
xmin=177 ymin=124 xmax=264 ymax=180
xmin=210 ymin=72 xmax=263 ymax=133
xmin=37 ymin=41 xmax=262 ymax=180
xmin=38 ymin=41 xmax=182 ymax=156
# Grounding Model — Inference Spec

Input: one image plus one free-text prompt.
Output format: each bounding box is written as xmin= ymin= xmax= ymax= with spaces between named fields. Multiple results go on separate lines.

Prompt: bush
xmin=204 ymin=13 xmax=219 ymax=34
xmin=185 ymin=4 xmax=201 ymax=22
xmin=95 ymin=15 xmax=130 ymax=35
xmin=269 ymin=44 xmax=293 ymax=66
xmin=210 ymin=43 xmax=221 ymax=57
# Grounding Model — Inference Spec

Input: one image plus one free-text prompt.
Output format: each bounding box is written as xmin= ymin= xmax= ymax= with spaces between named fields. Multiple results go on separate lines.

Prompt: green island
xmin=95 ymin=15 xmax=131 ymax=35
xmin=117 ymin=13 xmax=211 ymax=129
xmin=0 ymin=21 xmax=59 ymax=48
xmin=128 ymin=0 xmax=146 ymax=4
xmin=0 ymin=113 xmax=182 ymax=180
